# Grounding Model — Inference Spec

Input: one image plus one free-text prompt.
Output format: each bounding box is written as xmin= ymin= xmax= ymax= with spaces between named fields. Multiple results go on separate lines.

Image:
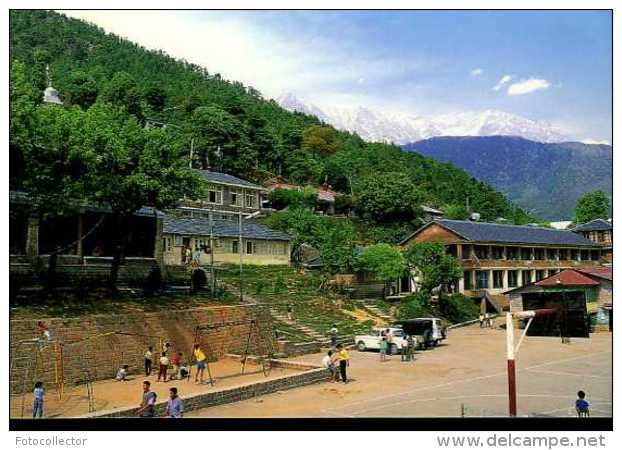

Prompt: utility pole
xmin=505 ymin=312 xmax=517 ymax=417
xmin=239 ymin=210 xmax=243 ymax=302
xmin=209 ymin=209 xmax=215 ymax=295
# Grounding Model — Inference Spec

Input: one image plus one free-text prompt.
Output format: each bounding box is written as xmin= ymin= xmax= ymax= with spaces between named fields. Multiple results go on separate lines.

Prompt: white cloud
xmin=60 ymin=10 xmax=431 ymax=106
xmin=470 ymin=68 xmax=483 ymax=77
xmin=582 ymin=139 xmax=611 ymax=146
xmin=507 ymin=78 xmax=551 ymax=96
xmin=492 ymin=75 xmax=512 ymax=91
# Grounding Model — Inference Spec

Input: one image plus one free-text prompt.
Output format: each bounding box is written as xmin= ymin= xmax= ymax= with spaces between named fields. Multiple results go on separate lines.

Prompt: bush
xmin=268 ymin=187 xmax=317 ymax=210
xmin=439 ymin=293 xmax=480 ymax=324
xmin=397 ymin=292 xmax=433 ymax=320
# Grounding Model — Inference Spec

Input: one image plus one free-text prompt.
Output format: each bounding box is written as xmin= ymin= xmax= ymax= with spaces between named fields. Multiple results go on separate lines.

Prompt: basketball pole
xmin=506 ymin=312 xmax=517 ymax=417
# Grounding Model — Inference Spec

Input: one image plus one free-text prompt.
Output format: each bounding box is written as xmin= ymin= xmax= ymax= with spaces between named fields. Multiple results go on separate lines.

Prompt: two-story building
xmin=178 ymin=170 xmax=267 ymax=221
xmin=400 ymin=219 xmax=605 ymax=301
xmin=572 ymin=218 xmax=612 ymax=263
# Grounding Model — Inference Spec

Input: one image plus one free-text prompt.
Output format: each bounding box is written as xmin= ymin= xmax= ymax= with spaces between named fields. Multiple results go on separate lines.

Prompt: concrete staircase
xmin=358 ymin=299 xmax=394 ymax=323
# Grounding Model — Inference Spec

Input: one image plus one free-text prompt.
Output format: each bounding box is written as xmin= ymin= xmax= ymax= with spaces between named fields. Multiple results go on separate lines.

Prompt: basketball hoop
xmin=506 ymin=308 xmax=558 ymax=417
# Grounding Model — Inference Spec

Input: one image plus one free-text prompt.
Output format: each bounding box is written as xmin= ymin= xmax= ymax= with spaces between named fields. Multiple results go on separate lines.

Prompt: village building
xmin=505 ymin=267 xmax=612 ymax=333
xmin=9 ymin=190 xmax=164 ymax=285
xmin=179 ymin=170 xmax=267 ymax=221
xmin=265 ymin=176 xmax=337 ymax=215
xmin=161 ymin=214 xmax=291 ymax=266
xmin=400 ymin=219 xmax=605 ymax=310
xmin=571 ymin=218 xmax=613 ymax=263
xmin=421 ymin=205 xmax=444 ymax=222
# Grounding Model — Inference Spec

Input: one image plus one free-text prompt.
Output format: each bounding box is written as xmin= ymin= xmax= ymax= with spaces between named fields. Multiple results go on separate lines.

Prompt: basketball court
xmin=186 ymin=324 xmax=612 ymax=418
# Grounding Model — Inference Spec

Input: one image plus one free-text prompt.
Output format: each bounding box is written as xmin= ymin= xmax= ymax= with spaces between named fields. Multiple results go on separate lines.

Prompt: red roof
xmin=536 ymin=269 xmax=600 ymax=287
xmin=576 ymin=266 xmax=612 ymax=281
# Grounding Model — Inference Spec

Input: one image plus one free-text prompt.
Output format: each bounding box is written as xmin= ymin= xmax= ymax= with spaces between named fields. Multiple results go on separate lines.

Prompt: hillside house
xmin=400 ymin=219 xmax=605 ymax=311
xmin=572 ymin=219 xmax=612 ymax=263
xmin=265 ymin=177 xmax=336 ymax=215
xmin=162 ymin=215 xmax=291 ymax=266
xmin=179 ymin=170 xmax=267 ymax=221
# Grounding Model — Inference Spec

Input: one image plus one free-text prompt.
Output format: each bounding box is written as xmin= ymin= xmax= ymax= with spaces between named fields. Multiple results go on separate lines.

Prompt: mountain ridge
xmin=403 ymin=136 xmax=612 ymax=221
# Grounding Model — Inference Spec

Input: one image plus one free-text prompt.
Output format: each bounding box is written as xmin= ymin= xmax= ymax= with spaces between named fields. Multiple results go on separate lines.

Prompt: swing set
xmin=190 ymin=310 xmax=276 ymax=386
xmin=10 ymin=329 xmax=167 ymax=416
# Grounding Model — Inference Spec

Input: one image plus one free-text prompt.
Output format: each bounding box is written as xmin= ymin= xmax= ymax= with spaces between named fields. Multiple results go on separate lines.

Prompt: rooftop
xmin=196 ymin=170 xmax=264 ymax=190
xmin=535 ymin=269 xmax=600 ymax=287
xmin=572 ymin=219 xmax=613 ymax=232
xmin=162 ymin=215 xmax=291 ymax=241
xmin=403 ymin=219 xmax=600 ymax=247
xmin=576 ymin=266 xmax=613 ymax=281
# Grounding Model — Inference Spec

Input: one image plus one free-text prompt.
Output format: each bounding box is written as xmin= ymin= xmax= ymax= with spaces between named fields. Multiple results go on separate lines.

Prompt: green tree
xmin=354 ymin=243 xmax=406 ymax=284
xmin=573 ymin=190 xmax=611 ymax=224
xmin=301 ymin=125 xmax=339 ymax=157
xmin=315 ymin=220 xmax=358 ymax=274
xmin=63 ymin=70 xmax=98 ymax=109
xmin=354 ymin=172 xmax=424 ymax=222
xmin=442 ymin=203 xmax=469 ymax=220
xmin=101 ymin=71 xmax=143 ymax=121
xmin=403 ymin=242 xmax=462 ymax=300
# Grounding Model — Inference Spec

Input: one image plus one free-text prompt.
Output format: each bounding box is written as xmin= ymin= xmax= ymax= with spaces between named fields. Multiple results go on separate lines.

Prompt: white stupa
xmin=42 ymin=64 xmax=63 ymax=106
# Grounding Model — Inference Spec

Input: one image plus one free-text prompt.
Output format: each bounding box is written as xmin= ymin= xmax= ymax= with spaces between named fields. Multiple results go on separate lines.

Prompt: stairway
xmin=358 ymin=300 xmax=394 ymax=323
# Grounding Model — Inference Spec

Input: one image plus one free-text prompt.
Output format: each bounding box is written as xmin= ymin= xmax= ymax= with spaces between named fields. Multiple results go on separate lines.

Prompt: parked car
xmin=355 ymin=327 xmax=423 ymax=353
xmin=393 ymin=318 xmax=447 ymax=349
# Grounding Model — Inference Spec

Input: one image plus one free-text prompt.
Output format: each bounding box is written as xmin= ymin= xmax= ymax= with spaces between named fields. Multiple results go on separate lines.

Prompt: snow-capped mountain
xmin=276 ymin=93 xmax=570 ymax=144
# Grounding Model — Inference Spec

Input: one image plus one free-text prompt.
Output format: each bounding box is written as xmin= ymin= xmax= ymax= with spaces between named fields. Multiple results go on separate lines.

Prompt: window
xmin=246 ymin=241 xmax=256 ymax=254
xmin=520 ymin=248 xmax=532 ymax=260
xmin=463 ymin=271 xmax=473 ymax=290
xmin=491 ymin=247 xmax=504 ymax=260
xmin=580 ymin=250 xmax=589 ymax=260
xmin=230 ymin=189 xmax=243 ymax=207
xmin=546 ymin=248 xmax=558 ymax=260
xmin=162 ymin=237 xmax=172 ymax=252
xmin=506 ymin=247 xmax=518 ymax=260
xmin=493 ymin=270 xmax=504 ymax=289
xmin=571 ymin=249 xmax=579 ymax=260
xmin=534 ymin=248 xmax=544 ymax=260
xmin=474 ymin=245 xmax=489 ymax=259
xmin=207 ymin=187 xmax=223 ymax=204
xmin=591 ymin=250 xmax=600 ymax=261
xmin=232 ymin=240 xmax=239 ymax=254
xmin=508 ymin=271 xmax=518 ymax=288
xmin=462 ymin=245 xmax=472 ymax=260
xmin=245 ymin=192 xmax=257 ymax=208
xmin=522 ymin=270 xmax=532 ymax=286
xmin=559 ymin=249 xmax=568 ymax=260
xmin=535 ymin=270 xmax=545 ymax=281
xmin=476 ymin=271 xmax=489 ymax=289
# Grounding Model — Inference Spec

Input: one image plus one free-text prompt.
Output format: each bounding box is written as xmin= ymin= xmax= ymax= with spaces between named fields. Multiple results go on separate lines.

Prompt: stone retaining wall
xmin=10 ymin=305 xmax=274 ymax=393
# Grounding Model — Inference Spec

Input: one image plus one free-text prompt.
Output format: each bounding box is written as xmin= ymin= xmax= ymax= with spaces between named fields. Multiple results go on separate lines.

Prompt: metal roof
xmin=162 ymin=215 xmax=291 ymax=241
xmin=196 ymin=170 xmax=264 ymax=190
xmin=576 ymin=266 xmax=613 ymax=281
xmin=572 ymin=219 xmax=613 ymax=232
xmin=9 ymin=190 xmax=164 ymax=218
xmin=403 ymin=219 xmax=600 ymax=247
xmin=536 ymin=269 xmax=600 ymax=287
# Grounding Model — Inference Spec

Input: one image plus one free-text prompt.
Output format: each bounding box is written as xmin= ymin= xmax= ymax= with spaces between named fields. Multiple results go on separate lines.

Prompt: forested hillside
xmin=405 ymin=136 xmax=612 ymax=220
xmin=10 ymin=10 xmax=533 ymax=236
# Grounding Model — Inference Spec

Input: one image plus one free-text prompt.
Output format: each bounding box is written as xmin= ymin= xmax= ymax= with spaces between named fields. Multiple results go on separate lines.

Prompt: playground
xmin=187 ymin=324 xmax=612 ymax=418
xmin=10 ymin=356 xmax=307 ymax=418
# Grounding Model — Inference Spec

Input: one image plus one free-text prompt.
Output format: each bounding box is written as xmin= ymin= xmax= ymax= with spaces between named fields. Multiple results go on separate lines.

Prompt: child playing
xmin=116 ymin=365 xmax=129 ymax=382
xmin=379 ymin=335 xmax=388 ymax=362
xmin=337 ymin=344 xmax=350 ymax=383
xmin=170 ymin=352 xmax=182 ymax=380
xmin=193 ymin=344 xmax=207 ymax=384
xmin=32 ymin=381 xmax=44 ymax=418
xmin=157 ymin=352 xmax=169 ymax=382
xmin=576 ymin=390 xmax=590 ymax=417
xmin=322 ymin=350 xmax=337 ymax=382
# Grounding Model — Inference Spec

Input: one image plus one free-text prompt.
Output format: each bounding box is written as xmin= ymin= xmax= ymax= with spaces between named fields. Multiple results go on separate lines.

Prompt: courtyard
xmin=187 ymin=324 xmax=612 ymax=418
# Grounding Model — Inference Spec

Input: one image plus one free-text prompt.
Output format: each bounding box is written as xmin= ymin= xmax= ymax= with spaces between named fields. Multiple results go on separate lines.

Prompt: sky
xmin=63 ymin=10 xmax=612 ymax=143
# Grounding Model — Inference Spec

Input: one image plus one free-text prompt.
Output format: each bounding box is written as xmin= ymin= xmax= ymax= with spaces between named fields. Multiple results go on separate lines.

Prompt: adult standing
xmin=144 ymin=346 xmax=153 ymax=376
xmin=385 ymin=328 xmax=394 ymax=356
xmin=136 ymin=381 xmax=157 ymax=418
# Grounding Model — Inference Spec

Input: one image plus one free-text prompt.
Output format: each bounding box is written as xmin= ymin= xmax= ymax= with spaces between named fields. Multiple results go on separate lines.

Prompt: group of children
xmin=138 ymin=343 xmax=191 ymax=383
xmin=479 ymin=313 xmax=494 ymax=328
xmin=322 ymin=343 xmax=351 ymax=383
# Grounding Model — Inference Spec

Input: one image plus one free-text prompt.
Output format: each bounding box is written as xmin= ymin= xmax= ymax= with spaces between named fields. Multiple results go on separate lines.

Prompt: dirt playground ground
xmin=10 ymin=358 xmax=298 ymax=418
xmin=186 ymin=324 xmax=612 ymax=418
